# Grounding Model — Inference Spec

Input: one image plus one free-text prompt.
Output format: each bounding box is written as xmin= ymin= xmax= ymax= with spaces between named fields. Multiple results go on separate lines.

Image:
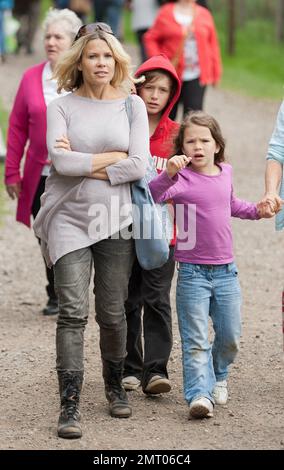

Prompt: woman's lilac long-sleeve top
xmin=149 ymin=163 xmax=259 ymax=264
xmin=33 ymin=93 xmax=149 ymax=267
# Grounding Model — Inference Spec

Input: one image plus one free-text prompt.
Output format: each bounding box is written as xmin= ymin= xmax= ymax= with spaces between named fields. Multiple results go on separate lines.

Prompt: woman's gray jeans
xmin=54 ymin=233 xmax=135 ymax=372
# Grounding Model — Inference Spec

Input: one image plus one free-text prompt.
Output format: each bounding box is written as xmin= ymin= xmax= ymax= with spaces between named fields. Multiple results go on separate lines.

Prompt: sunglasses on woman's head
xmin=74 ymin=23 xmax=114 ymax=42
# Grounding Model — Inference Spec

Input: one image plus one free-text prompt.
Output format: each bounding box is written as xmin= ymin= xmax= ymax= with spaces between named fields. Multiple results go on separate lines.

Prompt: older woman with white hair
xmin=4 ymin=8 xmax=82 ymax=316
xmin=33 ymin=22 xmax=149 ymax=438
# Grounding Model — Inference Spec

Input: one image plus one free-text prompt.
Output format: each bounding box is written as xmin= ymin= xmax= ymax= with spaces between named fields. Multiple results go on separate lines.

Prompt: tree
xmin=238 ymin=0 xmax=247 ymax=28
xmin=227 ymin=0 xmax=236 ymax=55
xmin=276 ymin=0 xmax=284 ymax=42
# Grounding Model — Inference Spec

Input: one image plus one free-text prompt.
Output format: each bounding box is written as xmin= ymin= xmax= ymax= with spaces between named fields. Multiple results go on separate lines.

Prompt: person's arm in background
xmin=5 ymin=74 xmax=29 ymax=199
xmin=47 ymin=100 xmax=127 ymax=179
xmin=207 ymin=11 xmax=222 ymax=85
xmin=265 ymin=161 xmax=282 ymax=199
xmin=230 ymin=168 xmax=276 ymax=219
xmin=263 ymin=101 xmax=284 ymax=211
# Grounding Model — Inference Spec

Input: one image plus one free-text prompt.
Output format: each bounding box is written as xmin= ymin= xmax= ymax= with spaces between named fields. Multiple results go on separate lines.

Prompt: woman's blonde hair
xmin=54 ymin=30 xmax=133 ymax=92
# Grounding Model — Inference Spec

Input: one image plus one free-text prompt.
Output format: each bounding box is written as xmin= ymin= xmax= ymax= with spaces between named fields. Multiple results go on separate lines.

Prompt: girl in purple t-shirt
xmin=149 ymin=111 xmax=275 ymax=419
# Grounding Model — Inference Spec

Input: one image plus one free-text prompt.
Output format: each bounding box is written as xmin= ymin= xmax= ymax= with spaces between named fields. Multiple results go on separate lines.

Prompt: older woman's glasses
xmin=74 ymin=22 xmax=114 ymax=42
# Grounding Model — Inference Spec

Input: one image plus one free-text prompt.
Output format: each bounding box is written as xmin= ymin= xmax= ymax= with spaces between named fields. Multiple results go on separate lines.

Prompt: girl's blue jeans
xmin=176 ymin=262 xmax=242 ymax=405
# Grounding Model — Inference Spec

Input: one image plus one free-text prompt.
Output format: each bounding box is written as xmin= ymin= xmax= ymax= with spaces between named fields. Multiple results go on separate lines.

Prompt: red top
xmin=144 ymin=2 xmax=222 ymax=85
xmin=135 ymin=54 xmax=181 ymax=245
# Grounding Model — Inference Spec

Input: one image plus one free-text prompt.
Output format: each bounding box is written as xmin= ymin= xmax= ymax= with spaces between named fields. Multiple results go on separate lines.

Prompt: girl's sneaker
xmin=212 ymin=380 xmax=228 ymax=405
xmin=189 ymin=397 xmax=214 ymax=419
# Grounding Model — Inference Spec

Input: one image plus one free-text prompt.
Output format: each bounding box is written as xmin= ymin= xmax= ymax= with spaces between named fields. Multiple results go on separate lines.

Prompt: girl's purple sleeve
xmin=231 ymin=187 xmax=260 ymax=220
xmin=149 ymin=171 xmax=179 ymax=202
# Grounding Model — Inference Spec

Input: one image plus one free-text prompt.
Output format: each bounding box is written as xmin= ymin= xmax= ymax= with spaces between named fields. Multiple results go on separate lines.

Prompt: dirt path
xmin=0 ymin=45 xmax=283 ymax=451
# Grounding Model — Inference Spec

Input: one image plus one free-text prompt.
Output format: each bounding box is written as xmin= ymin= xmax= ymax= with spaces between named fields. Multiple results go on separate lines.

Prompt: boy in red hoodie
xmin=122 ymin=55 xmax=181 ymax=394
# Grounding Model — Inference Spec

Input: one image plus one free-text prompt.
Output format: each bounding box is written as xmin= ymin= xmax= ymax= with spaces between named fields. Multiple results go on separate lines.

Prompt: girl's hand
xmin=166 ymin=154 xmax=191 ymax=178
xmin=55 ymin=135 xmax=71 ymax=151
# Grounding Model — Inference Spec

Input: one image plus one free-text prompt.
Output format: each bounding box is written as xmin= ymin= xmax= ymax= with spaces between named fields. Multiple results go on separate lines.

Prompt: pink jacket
xmin=5 ymin=62 xmax=48 ymax=227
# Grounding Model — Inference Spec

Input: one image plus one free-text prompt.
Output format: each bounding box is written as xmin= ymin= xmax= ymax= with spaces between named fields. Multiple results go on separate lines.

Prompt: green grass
xmin=41 ymin=0 xmax=52 ymax=20
xmin=216 ymin=16 xmax=284 ymax=100
xmin=0 ymin=98 xmax=9 ymax=141
xmin=123 ymin=9 xmax=137 ymax=45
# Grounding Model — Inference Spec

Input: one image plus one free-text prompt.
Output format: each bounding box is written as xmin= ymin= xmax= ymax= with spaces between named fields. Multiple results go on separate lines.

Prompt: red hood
xmin=135 ymin=55 xmax=180 ymax=247
xmin=135 ymin=54 xmax=181 ymax=134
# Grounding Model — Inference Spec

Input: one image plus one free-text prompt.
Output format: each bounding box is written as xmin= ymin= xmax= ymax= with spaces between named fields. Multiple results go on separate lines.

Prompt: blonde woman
xmin=5 ymin=8 xmax=82 ymax=316
xmin=34 ymin=23 xmax=149 ymax=438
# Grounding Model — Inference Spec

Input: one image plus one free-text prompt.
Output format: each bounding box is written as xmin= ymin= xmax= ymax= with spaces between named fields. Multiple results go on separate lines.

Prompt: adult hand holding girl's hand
xmin=257 ymin=192 xmax=284 ymax=218
xmin=256 ymin=197 xmax=283 ymax=218
xmin=262 ymin=192 xmax=283 ymax=213
xmin=257 ymin=201 xmax=274 ymax=218
xmin=166 ymin=154 xmax=191 ymax=178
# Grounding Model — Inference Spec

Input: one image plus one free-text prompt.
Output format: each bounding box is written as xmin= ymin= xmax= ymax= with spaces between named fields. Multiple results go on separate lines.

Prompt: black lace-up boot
xmin=57 ymin=370 xmax=83 ymax=439
xmin=102 ymin=359 xmax=132 ymax=418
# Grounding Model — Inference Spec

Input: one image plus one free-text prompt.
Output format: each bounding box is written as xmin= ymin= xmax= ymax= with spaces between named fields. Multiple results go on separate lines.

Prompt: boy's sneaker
xmin=212 ymin=380 xmax=228 ymax=405
xmin=143 ymin=375 xmax=171 ymax=394
xmin=189 ymin=397 xmax=214 ymax=419
xmin=122 ymin=376 xmax=141 ymax=391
